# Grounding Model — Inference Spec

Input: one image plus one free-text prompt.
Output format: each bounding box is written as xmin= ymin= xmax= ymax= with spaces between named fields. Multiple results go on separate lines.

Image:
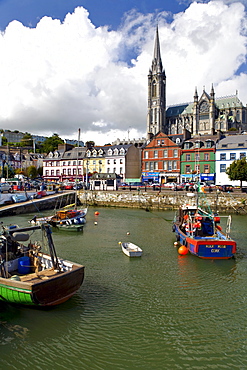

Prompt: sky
xmin=0 ymin=0 xmax=246 ymax=145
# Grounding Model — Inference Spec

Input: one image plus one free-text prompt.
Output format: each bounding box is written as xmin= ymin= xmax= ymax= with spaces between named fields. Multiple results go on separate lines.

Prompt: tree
xmin=21 ymin=132 xmax=33 ymax=147
xmin=226 ymin=157 xmax=247 ymax=189
xmin=27 ymin=165 xmax=38 ymax=179
xmin=42 ymin=133 xmax=64 ymax=153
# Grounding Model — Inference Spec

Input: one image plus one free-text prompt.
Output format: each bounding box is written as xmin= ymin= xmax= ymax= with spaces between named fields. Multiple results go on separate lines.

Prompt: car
xmin=173 ymin=183 xmax=185 ymax=191
xmin=218 ymin=185 xmax=234 ymax=192
xmin=0 ymin=183 xmax=11 ymax=193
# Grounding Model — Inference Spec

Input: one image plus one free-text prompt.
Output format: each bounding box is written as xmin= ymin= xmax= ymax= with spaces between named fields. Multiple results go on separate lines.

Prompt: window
xmin=206 ymin=141 xmax=212 ymax=148
xmin=120 ymin=159 xmax=123 ymax=164
xmin=230 ymin=153 xmax=236 ymax=160
xmin=222 ymin=144 xmax=228 ymax=148
xmin=204 ymin=153 xmax=209 ymax=161
xmin=220 ymin=164 xmax=226 ymax=172
xmin=238 ymin=143 xmax=244 ymax=147
xmin=107 ymin=159 xmax=110 ymax=164
xmin=163 ymin=161 xmax=167 ymax=170
xmin=45 ymin=170 xmax=49 ymax=176
xmin=204 ymin=164 xmax=209 ymax=173
xmin=150 ymin=162 xmax=153 ymax=170
xmin=93 ymin=160 xmax=96 ymax=165
xmin=173 ymin=149 xmax=178 ymax=158
xmin=240 ymin=152 xmax=246 ymax=159
xmin=157 ymin=140 xmax=160 ymax=146
xmin=154 ymin=162 xmax=158 ymax=170
xmin=144 ymin=151 xmax=148 ymax=159
xmin=168 ymin=161 xmax=172 ymax=171
xmin=63 ymin=169 xmax=66 ymax=175
xmin=220 ymin=153 xmax=226 ymax=160
xmin=73 ymin=161 xmax=76 ymax=166
xmin=99 ymin=160 xmax=102 ymax=164
xmin=107 ymin=168 xmax=110 ymax=173
xmin=154 ymin=150 xmax=158 ymax=158
xmin=68 ymin=169 xmax=71 ymax=175
xmin=73 ymin=169 xmax=76 ymax=175
xmin=173 ymin=161 xmax=177 ymax=170
xmin=163 ymin=150 xmax=168 ymax=158
xmin=113 ymin=159 xmax=116 ymax=164
xmin=195 ymin=142 xmax=200 ymax=148
xmin=161 ymin=140 xmax=164 ymax=145
xmin=185 ymin=165 xmax=191 ymax=173
xmin=56 ymin=170 xmax=60 ymax=176
xmin=145 ymin=162 xmax=149 ymax=170
xmin=120 ymin=167 xmax=123 ymax=174
xmin=186 ymin=154 xmax=191 ymax=161
xmin=195 ymin=153 xmax=200 ymax=161
xmin=63 ymin=162 xmax=66 ymax=166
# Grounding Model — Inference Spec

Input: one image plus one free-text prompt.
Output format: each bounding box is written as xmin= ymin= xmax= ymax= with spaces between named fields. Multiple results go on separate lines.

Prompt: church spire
xmin=147 ymin=26 xmax=166 ymax=140
xmin=151 ymin=25 xmax=164 ymax=75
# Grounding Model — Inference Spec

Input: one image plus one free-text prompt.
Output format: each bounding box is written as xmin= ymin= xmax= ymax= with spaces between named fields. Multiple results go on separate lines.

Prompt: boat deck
xmin=12 ymin=268 xmax=62 ymax=283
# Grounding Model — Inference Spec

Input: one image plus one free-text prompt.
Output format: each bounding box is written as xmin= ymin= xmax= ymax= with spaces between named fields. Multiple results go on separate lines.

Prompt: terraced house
xmin=180 ymin=134 xmax=222 ymax=184
xmin=85 ymin=144 xmax=141 ymax=181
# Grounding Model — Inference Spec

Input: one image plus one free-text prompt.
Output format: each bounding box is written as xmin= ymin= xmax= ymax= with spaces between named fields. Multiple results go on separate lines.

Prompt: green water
xmin=0 ymin=207 xmax=247 ymax=369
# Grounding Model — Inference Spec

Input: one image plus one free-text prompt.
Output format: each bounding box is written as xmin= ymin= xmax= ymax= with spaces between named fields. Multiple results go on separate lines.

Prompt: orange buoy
xmin=178 ymin=245 xmax=189 ymax=255
xmin=94 ymin=211 xmax=100 ymax=216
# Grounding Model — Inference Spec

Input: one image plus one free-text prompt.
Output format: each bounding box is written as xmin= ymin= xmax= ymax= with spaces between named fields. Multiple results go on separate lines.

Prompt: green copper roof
xmin=166 ymin=95 xmax=242 ymax=118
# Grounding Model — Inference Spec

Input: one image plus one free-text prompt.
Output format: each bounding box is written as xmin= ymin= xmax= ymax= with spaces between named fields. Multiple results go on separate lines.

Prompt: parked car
xmin=173 ymin=183 xmax=185 ymax=191
xmin=218 ymin=185 xmax=234 ymax=192
xmin=0 ymin=182 xmax=11 ymax=193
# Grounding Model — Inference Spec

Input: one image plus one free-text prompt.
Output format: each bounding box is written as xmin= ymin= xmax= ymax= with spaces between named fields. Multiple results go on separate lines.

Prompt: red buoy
xmin=178 ymin=245 xmax=189 ymax=255
xmin=94 ymin=211 xmax=100 ymax=216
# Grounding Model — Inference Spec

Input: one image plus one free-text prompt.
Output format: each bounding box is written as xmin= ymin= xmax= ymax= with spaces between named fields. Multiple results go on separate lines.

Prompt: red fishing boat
xmin=173 ymin=197 xmax=236 ymax=259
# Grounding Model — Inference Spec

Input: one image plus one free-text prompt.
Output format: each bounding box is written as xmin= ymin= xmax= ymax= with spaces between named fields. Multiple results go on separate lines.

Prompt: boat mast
xmin=75 ymin=128 xmax=80 ymax=210
xmin=44 ymin=225 xmax=60 ymax=270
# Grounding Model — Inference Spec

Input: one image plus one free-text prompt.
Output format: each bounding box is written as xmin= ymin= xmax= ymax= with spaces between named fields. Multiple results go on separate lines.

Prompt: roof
xmin=166 ymin=95 xmax=243 ymax=118
xmin=216 ymin=134 xmax=247 ymax=149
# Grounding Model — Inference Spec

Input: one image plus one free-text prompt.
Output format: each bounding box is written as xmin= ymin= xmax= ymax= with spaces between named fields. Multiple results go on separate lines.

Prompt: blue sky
xmin=0 ymin=0 xmax=186 ymax=31
xmin=0 ymin=0 xmax=246 ymax=144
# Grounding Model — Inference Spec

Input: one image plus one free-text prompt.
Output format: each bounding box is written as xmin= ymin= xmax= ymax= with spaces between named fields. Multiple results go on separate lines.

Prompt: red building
xmin=142 ymin=132 xmax=181 ymax=184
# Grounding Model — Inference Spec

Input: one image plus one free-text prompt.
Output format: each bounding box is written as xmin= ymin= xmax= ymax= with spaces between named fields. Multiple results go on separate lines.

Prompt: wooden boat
xmin=172 ymin=199 xmax=236 ymax=259
xmin=0 ymin=224 xmax=84 ymax=306
xmin=121 ymin=242 xmax=142 ymax=257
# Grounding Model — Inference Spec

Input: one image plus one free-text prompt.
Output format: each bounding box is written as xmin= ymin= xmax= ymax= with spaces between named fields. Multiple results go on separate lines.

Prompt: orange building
xmin=142 ymin=132 xmax=181 ymax=184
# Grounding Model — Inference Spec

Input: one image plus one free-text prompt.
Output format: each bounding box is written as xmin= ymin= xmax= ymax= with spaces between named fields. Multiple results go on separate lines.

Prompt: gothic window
xmin=152 ymin=80 xmax=157 ymax=97
xmin=199 ymin=101 xmax=209 ymax=113
xmin=171 ymin=125 xmax=176 ymax=134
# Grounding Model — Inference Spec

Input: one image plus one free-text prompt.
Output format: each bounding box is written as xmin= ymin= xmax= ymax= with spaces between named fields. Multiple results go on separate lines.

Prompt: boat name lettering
xmin=206 ymin=245 xmax=226 ymax=249
xmin=211 ymin=249 xmax=220 ymax=253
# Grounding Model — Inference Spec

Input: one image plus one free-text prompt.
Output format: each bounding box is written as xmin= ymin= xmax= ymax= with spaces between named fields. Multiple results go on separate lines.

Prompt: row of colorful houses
xmin=42 ymin=131 xmax=247 ymax=187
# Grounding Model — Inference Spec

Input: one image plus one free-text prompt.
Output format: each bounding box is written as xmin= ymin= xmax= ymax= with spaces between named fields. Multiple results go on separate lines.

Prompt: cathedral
xmin=147 ymin=27 xmax=247 ymax=140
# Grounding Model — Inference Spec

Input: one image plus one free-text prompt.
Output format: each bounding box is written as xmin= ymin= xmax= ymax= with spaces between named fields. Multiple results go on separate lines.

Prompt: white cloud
xmin=0 ymin=2 xmax=246 ymax=145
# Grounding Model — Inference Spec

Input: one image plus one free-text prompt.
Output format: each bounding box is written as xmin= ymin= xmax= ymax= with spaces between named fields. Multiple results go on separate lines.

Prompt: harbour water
xmin=1 ymin=207 xmax=247 ymax=369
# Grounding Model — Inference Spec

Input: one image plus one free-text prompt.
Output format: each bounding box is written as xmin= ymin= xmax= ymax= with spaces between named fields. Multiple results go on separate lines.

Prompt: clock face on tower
xmin=152 ymin=101 xmax=157 ymax=106
xmin=199 ymin=101 xmax=209 ymax=113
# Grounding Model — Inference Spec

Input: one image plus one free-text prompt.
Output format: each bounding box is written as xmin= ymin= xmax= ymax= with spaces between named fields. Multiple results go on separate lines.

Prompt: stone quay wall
xmin=79 ymin=190 xmax=247 ymax=214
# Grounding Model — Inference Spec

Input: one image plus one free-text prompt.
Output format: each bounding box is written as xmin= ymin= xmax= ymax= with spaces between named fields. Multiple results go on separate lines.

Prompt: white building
xmin=215 ymin=134 xmax=247 ymax=186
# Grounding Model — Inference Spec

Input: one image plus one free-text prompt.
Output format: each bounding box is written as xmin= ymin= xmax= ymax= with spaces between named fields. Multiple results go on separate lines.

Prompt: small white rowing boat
xmin=120 ymin=242 xmax=142 ymax=257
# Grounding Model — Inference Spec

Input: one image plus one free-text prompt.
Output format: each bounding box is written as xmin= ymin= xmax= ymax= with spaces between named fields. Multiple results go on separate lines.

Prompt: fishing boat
xmin=30 ymin=207 xmax=87 ymax=230
xmin=172 ymin=193 xmax=236 ymax=259
xmin=121 ymin=242 xmax=143 ymax=257
xmin=0 ymin=223 xmax=84 ymax=306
